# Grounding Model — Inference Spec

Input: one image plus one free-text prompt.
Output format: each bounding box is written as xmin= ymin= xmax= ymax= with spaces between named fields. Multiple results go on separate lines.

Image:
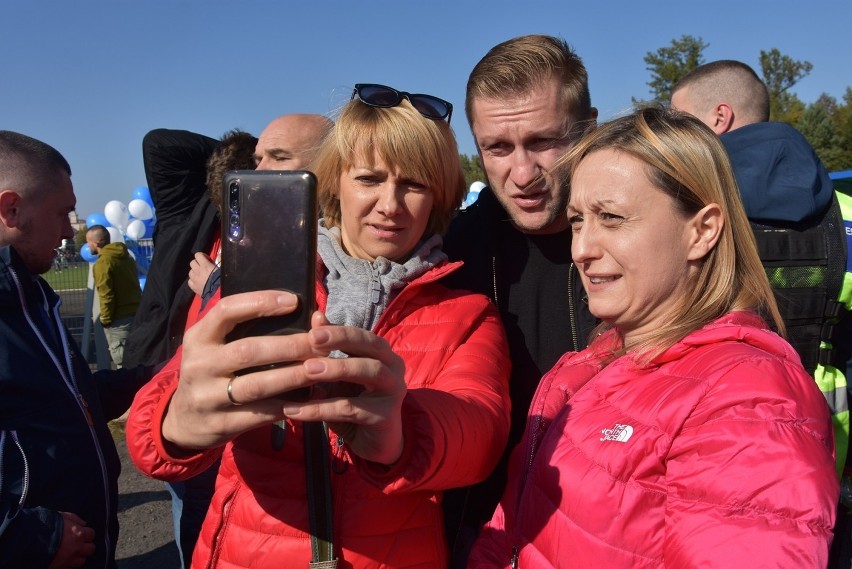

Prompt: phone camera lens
xmin=229 ymin=182 xmax=240 ymax=212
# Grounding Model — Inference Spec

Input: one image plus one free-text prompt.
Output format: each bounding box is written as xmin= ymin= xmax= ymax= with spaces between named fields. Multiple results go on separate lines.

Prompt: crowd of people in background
xmin=1 ymin=32 xmax=850 ymax=569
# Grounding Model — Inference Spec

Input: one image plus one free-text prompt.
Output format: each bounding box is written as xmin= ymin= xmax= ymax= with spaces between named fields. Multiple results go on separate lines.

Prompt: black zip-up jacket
xmin=121 ymin=128 xmax=221 ymax=368
xmin=440 ymin=186 xmax=596 ymax=563
xmin=0 ymin=246 xmax=152 ymax=568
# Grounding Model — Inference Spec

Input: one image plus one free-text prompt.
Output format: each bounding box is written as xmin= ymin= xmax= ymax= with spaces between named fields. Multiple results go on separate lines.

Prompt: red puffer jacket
xmin=471 ymin=311 xmax=838 ymax=569
xmin=126 ymin=259 xmax=510 ymax=569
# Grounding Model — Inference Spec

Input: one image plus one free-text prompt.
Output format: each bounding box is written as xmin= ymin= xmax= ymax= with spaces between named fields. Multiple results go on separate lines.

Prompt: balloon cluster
xmin=80 ymin=186 xmax=155 ymax=262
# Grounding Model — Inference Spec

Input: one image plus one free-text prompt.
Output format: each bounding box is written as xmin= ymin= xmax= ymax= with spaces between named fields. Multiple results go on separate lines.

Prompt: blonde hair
xmin=311 ymin=98 xmax=465 ymax=237
xmin=562 ymin=107 xmax=782 ymax=357
xmin=465 ymin=34 xmax=594 ymax=133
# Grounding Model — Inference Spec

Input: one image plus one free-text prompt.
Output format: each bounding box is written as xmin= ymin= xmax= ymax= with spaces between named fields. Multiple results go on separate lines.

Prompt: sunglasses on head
xmin=351 ymin=83 xmax=453 ymax=124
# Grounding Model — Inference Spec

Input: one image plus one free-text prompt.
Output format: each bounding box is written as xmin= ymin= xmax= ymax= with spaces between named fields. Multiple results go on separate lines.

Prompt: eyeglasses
xmin=351 ymin=83 xmax=453 ymax=124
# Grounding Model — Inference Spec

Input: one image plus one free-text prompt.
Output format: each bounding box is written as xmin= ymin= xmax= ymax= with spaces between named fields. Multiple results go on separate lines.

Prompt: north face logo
xmin=600 ymin=423 xmax=633 ymax=442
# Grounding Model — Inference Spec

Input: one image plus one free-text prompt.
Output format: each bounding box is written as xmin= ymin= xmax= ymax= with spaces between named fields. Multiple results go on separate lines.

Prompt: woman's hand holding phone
xmin=161 ymin=292 xmax=407 ymax=465
xmin=162 ymin=290 xmax=318 ymax=450
xmin=280 ymin=312 xmax=408 ymax=466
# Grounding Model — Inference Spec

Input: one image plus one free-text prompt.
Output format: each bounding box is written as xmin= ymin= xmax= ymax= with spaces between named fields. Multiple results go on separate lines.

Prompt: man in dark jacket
xmin=672 ymin=59 xmax=851 ymax=569
xmin=0 ymin=130 xmax=152 ymax=568
xmin=441 ymin=34 xmax=599 ymax=565
xmin=86 ymin=224 xmax=141 ymax=367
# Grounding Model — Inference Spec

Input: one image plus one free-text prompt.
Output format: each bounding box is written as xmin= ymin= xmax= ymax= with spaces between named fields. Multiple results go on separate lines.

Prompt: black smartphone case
xmin=221 ymin=170 xmax=317 ymax=343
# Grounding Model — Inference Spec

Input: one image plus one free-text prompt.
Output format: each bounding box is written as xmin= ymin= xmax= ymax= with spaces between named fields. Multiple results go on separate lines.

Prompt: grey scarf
xmin=317 ymin=221 xmax=446 ymax=332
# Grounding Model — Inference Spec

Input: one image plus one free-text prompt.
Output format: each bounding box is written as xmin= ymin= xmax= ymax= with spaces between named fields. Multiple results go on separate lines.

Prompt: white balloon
xmin=469 ymin=181 xmax=486 ymax=193
xmin=128 ymin=198 xmax=154 ymax=221
xmin=126 ymin=219 xmax=146 ymax=240
xmin=104 ymin=200 xmax=130 ymax=232
xmin=106 ymin=226 xmax=125 ymax=244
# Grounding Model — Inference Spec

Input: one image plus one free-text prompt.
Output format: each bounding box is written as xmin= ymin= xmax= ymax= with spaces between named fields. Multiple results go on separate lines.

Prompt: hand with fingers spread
xmin=161 ymin=289 xmax=318 ymax=450
xmin=187 ymin=252 xmax=216 ymax=296
xmin=281 ymin=312 xmax=408 ymax=465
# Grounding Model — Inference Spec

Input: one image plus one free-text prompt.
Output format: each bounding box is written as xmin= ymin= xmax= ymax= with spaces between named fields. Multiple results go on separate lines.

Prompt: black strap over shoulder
xmin=304 ymin=421 xmax=338 ymax=568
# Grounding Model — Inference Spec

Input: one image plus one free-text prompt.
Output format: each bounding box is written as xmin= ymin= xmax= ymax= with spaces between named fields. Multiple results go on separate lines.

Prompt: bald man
xmin=254 ymin=113 xmax=332 ymax=170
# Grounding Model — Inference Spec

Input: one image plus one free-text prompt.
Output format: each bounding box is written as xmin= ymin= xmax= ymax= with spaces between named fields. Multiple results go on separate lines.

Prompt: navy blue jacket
xmin=722 ymin=121 xmax=834 ymax=223
xmin=0 ymin=246 xmax=152 ymax=568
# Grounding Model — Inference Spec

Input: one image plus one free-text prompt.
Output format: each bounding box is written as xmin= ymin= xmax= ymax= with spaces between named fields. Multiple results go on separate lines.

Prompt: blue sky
xmin=3 ymin=0 xmax=850 ymax=219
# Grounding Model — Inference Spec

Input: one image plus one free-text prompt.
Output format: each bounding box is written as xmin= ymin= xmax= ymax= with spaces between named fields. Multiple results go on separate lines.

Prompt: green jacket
xmin=93 ymin=242 xmax=141 ymax=326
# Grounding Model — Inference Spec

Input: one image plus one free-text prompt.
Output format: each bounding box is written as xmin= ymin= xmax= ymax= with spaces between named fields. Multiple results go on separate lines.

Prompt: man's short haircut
xmin=673 ymin=60 xmax=770 ymax=124
xmin=87 ymin=224 xmax=111 ymax=247
xmin=465 ymin=34 xmax=593 ymax=127
xmin=206 ymin=129 xmax=259 ymax=216
xmin=0 ymin=131 xmax=72 ymax=198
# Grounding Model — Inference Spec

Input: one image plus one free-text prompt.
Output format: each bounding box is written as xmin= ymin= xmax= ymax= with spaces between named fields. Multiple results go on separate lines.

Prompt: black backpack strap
xmin=304 ymin=421 xmax=338 ymax=568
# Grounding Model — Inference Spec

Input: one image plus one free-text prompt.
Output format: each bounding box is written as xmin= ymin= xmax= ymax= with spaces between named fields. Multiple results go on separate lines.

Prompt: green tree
xmin=459 ymin=153 xmax=486 ymax=189
xmin=74 ymin=226 xmax=88 ymax=252
xmin=637 ymin=35 xmax=708 ymax=106
xmin=759 ymin=48 xmax=812 ymax=122
xmin=798 ymin=94 xmax=842 ymax=170
xmin=832 ymin=88 xmax=852 ymax=171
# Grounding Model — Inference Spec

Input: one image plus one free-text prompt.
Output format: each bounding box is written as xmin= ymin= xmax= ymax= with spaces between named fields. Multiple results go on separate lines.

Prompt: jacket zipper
xmin=491 ymin=256 xmax=499 ymax=306
xmin=8 ymin=266 xmax=112 ymax=568
xmin=568 ymin=262 xmax=578 ymax=351
xmin=0 ymin=430 xmax=31 ymax=510
xmin=207 ymin=482 xmax=238 ymax=568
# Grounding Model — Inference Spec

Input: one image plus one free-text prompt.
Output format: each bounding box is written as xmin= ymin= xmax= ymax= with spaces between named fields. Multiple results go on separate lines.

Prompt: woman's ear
xmin=686 ymin=203 xmax=723 ymax=261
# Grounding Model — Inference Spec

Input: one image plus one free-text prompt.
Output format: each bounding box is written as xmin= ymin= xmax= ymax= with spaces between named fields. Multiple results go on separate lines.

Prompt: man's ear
xmin=0 ymin=190 xmax=23 ymax=228
xmin=710 ymin=103 xmax=735 ymax=135
xmin=686 ymin=203 xmax=723 ymax=261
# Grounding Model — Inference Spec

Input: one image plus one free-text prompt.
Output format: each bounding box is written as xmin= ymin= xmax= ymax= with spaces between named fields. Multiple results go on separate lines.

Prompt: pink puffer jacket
xmin=471 ymin=311 xmax=837 ymax=568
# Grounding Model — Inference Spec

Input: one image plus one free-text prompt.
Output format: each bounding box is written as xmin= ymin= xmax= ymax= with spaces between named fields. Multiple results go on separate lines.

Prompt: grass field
xmin=42 ymin=265 xmax=88 ymax=290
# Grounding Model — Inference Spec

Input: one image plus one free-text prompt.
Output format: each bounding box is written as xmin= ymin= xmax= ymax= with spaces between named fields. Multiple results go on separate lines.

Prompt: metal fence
xmin=46 ymin=259 xmax=94 ymax=360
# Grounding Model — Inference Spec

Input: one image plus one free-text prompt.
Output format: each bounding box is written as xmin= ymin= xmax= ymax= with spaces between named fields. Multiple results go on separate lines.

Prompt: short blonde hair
xmin=562 ymin=107 xmax=782 ymax=356
xmin=465 ymin=34 xmax=594 ymax=133
xmin=312 ymin=99 xmax=465 ymax=237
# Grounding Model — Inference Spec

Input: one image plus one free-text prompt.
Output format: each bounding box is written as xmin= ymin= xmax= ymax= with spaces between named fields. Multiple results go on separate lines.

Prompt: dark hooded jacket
xmin=721 ymin=121 xmax=834 ymax=223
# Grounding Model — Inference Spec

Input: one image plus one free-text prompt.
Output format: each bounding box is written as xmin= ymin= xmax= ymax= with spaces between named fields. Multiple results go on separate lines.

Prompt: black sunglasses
xmin=351 ymin=83 xmax=453 ymax=124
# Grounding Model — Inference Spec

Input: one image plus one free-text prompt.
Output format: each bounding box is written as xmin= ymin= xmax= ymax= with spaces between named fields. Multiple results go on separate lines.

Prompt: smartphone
xmin=220 ymin=169 xmax=317 ymax=345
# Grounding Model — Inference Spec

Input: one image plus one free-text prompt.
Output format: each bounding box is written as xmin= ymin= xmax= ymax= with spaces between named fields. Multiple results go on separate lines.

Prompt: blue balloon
xmin=132 ymin=186 xmax=153 ymax=207
xmin=80 ymin=243 xmax=97 ymax=263
xmin=86 ymin=212 xmax=109 ymax=228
